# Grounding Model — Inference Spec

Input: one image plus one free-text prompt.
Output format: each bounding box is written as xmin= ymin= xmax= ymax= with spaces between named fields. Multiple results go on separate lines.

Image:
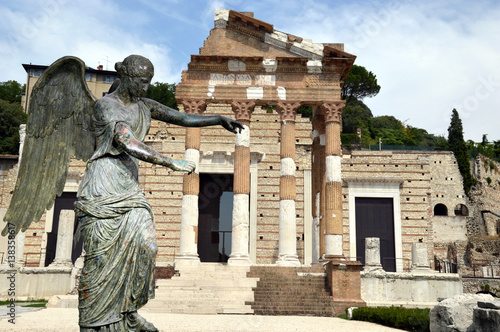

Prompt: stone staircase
xmin=142 ymin=263 xmax=259 ymax=314
xmin=246 ymin=265 xmax=340 ymax=317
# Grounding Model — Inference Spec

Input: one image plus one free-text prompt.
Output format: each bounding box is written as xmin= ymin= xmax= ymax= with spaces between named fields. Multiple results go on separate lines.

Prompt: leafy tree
xmin=341 ymin=65 xmax=381 ymax=105
xmin=448 ymin=109 xmax=475 ymax=194
xmin=0 ymin=80 xmax=25 ymax=104
xmin=342 ymin=99 xmax=373 ymax=134
xmin=372 ymin=115 xmax=403 ymax=131
xmin=0 ymin=100 xmax=27 ymax=154
xmin=144 ymin=82 xmax=178 ymax=109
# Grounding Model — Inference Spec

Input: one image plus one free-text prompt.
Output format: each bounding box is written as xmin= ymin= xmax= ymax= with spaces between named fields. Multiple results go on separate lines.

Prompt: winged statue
xmin=2 ymin=55 xmax=243 ymax=331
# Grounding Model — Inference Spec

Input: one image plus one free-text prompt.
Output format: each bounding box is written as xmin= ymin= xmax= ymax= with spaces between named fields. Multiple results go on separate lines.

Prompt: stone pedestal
xmin=411 ymin=242 xmax=433 ymax=273
xmin=326 ymin=260 xmax=366 ymax=312
xmin=364 ymin=237 xmax=383 ymax=271
xmin=49 ymin=209 xmax=75 ymax=267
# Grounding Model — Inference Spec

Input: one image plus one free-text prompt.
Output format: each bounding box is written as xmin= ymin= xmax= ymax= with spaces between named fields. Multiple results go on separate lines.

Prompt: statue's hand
xmin=220 ymin=116 xmax=244 ymax=134
xmin=170 ymin=159 xmax=196 ymax=173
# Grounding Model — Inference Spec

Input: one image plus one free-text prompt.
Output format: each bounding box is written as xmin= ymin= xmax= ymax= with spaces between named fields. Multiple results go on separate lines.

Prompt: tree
xmin=448 ymin=109 xmax=475 ymax=194
xmin=0 ymin=100 xmax=27 ymax=154
xmin=144 ymin=82 xmax=178 ymax=109
xmin=341 ymin=65 xmax=381 ymax=105
xmin=0 ymin=80 xmax=25 ymax=104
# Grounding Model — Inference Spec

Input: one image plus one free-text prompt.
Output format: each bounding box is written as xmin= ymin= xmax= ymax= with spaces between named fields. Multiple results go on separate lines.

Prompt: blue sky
xmin=1 ymin=0 xmax=499 ymax=141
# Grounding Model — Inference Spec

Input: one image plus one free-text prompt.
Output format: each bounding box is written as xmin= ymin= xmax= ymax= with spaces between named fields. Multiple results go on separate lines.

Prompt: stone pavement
xmin=0 ymin=307 xmax=405 ymax=331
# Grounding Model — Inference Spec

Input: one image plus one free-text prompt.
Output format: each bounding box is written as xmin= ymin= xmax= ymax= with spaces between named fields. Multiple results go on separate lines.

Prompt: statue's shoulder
xmin=94 ymin=94 xmax=121 ymax=118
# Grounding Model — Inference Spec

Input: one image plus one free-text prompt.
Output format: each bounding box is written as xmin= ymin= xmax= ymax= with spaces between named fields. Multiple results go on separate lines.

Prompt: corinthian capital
xmin=231 ymin=100 xmax=256 ymax=122
xmin=321 ymin=101 xmax=345 ymax=123
xmin=181 ymin=99 xmax=207 ymax=114
xmin=276 ymin=101 xmax=301 ymax=122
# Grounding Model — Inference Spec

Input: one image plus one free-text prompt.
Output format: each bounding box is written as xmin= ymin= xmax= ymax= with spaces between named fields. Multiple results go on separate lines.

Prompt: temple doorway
xmin=355 ymin=197 xmax=396 ymax=272
xmin=198 ymin=173 xmax=234 ymax=262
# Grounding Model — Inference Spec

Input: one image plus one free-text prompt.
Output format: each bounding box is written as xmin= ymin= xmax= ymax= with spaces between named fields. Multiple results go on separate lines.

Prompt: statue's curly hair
xmin=115 ymin=55 xmax=154 ymax=79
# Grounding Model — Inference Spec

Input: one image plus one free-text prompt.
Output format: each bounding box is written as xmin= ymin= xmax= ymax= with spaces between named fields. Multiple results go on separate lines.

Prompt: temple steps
xmin=142 ymin=263 xmax=259 ymax=314
xmin=246 ymin=265 xmax=342 ymax=317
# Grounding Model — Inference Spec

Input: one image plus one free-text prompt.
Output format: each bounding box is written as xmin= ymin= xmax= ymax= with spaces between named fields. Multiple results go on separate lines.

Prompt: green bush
xmin=487 ymin=177 xmax=492 ymax=185
xmin=351 ymin=306 xmax=430 ymax=332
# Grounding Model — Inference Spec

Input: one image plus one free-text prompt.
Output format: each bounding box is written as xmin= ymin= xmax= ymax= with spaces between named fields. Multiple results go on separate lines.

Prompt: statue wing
xmin=2 ymin=56 xmax=96 ymax=236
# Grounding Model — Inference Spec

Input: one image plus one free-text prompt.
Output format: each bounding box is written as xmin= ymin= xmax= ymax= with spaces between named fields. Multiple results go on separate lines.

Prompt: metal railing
xmin=463 ymin=264 xmax=500 ymax=279
xmin=436 ymin=259 xmax=458 ymax=273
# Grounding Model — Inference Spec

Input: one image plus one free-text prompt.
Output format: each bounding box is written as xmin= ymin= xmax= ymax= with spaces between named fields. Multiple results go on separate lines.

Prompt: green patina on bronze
xmin=2 ymin=55 xmax=243 ymax=331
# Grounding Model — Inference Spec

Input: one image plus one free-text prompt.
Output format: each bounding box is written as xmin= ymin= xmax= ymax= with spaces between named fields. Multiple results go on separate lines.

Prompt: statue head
xmin=115 ymin=55 xmax=154 ymax=79
xmin=115 ymin=55 xmax=154 ymax=97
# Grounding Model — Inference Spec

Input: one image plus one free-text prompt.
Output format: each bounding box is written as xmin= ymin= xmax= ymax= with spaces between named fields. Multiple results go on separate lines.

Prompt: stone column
xmin=49 ymin=209 xmax=75 ymax=267
xmin=176 ymin=99 xmax=206 ymax=265
xmin=276 ymin=101 xmax=301 ymax=266
xmin=14 ymin=231 xmax=26 ymax=267
xmin=411 ymin=242 xmax=433 ymax=273
xmin=13 ymin=124 xmax=27 ymax=267
xmin=364 ymin=237 xmax=383 ymax=271
xmin=311 ymin=111 xmax=326 ymax=261
xmin=321 ymin=101 xmax=345 ymax=260
xmin=228 ymin=100 xmax=255 ymax=266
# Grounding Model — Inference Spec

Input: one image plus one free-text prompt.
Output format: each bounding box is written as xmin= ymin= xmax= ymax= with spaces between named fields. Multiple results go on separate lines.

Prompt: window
xmin=31 ymin=69 xmax=44 ymax=77
xmin=434 ymin=203 xmax=448 ymax=216
xmin=103 ymin=75 xmax=115 ymax=83
xmin=454 ymin=204 xmax=469 ymax=216
xmin=85 ymin=73 xmax=93 ymax=81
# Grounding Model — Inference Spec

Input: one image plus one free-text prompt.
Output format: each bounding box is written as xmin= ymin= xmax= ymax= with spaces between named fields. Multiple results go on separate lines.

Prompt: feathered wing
xmin=2 ymin=56 xmax=96 ymax=236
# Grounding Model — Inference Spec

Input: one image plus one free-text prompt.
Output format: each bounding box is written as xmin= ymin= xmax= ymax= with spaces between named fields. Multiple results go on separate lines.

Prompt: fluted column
xmin=176 ymin=99 xmax=206 ymax=265
xmin=321 ymin=101 xmax=345 ymax=260
xmin=276 ymin=101 xmax=301 ymax=266
xmin=311 ymin=110 xmax=325 ymax=263
xmin=228 ymin=100 xmax=255 ymax=266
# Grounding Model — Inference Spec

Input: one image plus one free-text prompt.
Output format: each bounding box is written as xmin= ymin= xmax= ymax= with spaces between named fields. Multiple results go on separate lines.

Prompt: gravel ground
xmin=0 ymin=308 xmax=405 ymax=332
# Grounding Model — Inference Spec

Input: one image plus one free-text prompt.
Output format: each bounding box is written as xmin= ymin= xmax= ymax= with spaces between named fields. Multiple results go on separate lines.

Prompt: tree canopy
xmin=341 ymin=64 xmax=381 ymax=105
xmin=144 ymin=82 xmax=178 ymax=109
xmin=0 ymin=99 xmax=27 ymax=155
xmin=0 ymin=80 xmax=25 ymax=104
xmin=448 ymin=109 xmax=475 ymax=194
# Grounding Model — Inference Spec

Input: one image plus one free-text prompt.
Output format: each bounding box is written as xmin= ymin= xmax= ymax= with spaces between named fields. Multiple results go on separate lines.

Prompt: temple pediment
xmin=177 ymin=9 xmax=356 ymax=105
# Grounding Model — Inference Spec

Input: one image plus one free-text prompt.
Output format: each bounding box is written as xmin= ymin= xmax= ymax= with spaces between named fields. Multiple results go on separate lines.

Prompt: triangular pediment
xmin=198 ymin=10 xmax=355 ymax=63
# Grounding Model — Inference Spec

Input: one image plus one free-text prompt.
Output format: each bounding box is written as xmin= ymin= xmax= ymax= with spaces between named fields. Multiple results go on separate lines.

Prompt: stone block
xmin=473 ymin=305 xmax=500 ymax=332
xmin=430 ymin=294 xmax=495 ymax=332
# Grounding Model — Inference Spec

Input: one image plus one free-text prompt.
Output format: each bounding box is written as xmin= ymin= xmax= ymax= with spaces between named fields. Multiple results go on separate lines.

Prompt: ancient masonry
xmin=0 ymin=10 xmax=476 ymax=275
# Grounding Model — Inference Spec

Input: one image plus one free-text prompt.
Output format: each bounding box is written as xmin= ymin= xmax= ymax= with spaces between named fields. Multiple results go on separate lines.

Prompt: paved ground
xmin=0 ymin=307 xmax=405 ymax=331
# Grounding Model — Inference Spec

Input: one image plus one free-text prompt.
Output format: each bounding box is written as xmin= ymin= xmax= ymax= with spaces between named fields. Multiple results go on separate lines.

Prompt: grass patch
xmin=351 ymin=306 xmax=430 ymax=332
xmin=0 ymin=300 xmax=48 ymax=308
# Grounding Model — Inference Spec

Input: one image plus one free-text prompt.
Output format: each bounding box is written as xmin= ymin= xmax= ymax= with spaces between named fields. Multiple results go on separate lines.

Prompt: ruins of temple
xmin=2 ymin=9 xmax=496 ymax=314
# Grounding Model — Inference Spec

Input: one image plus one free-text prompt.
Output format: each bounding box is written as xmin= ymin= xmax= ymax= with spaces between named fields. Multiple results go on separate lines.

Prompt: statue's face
xmin=127 ymin=75 xmax=151 ymax=97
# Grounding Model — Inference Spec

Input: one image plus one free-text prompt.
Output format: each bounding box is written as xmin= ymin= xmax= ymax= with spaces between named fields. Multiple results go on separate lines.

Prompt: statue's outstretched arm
xmin=144 ymin=98 xmax=243 ymax=133
xmin=114 ymin=122 xmax=195 ymax=173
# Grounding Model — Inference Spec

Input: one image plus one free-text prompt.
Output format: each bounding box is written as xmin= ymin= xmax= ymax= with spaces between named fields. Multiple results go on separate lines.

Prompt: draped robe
xmin=75 ymin=98 xmax=157 ymax=330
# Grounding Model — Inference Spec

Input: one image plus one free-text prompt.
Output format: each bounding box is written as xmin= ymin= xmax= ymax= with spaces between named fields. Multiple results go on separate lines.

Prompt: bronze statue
xmin=2 ymin=55 xmax=243 ymax=331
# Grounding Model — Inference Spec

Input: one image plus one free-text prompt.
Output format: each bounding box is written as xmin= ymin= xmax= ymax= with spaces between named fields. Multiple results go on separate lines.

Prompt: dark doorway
xmin=355 ymin=197 xmax=396 ymax=272
xmin=44 ymin=192 xmax=83 ymax=266
xmin=198 ymin=174 xmax=234 ymax=262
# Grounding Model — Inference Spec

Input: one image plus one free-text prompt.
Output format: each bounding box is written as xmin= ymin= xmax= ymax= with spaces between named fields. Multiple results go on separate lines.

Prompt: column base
xmin=228 ymin=255 xmax=252 ymax=266
xmin=48 ymin=259 xmax=73 ymax=268
xmin=174 ymin=254 xmax=200 ymax=266
xmin=276 ymin=254 xmax=301 ymax=267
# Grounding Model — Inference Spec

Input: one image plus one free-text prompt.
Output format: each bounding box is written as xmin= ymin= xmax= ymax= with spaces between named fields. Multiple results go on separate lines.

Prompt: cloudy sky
xmin=1 ymin=0 xmax=499 ymax=141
